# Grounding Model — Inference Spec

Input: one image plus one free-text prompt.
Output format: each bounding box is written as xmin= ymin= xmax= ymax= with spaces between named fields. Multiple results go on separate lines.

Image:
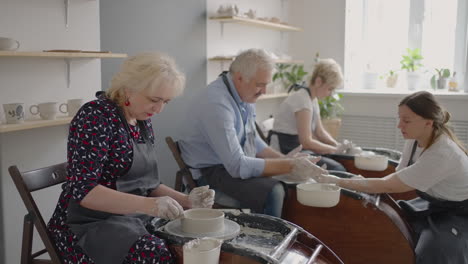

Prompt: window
xmin=344 ymin=0 xmax=468 ymax=91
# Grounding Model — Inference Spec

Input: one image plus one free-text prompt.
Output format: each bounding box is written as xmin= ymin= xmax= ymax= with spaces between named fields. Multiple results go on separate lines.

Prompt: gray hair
xmin=310 ymin=58 xmax=344 ymax=89
xmin=106 ymin=52 xmax=185 ymax=105
xmin=229 ymin=49 xmax=275 ymax=81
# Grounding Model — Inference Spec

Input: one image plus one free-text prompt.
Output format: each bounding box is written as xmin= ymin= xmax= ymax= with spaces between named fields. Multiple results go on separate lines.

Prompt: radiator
xmin=339 ymin=115 xmax=468 ymax=152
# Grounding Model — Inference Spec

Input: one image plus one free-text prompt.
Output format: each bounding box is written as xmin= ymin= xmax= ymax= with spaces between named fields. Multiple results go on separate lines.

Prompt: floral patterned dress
xmin=47 ymin=95 xmax=173 ymax=264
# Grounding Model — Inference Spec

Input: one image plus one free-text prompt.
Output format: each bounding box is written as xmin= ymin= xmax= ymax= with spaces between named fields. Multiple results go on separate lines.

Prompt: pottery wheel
xmin=164 ymin=218 xmax=240 ymax=240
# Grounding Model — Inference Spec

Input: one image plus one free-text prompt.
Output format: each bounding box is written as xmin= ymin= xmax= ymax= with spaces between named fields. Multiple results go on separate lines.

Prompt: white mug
xmin=59 ymin=99 xmax=84 ymax=117
xmin=30 ymin=102 xmax=58 ymax=120
xmin=0 ymin=37 xmax=20 ymax=51
xmin=3 ymin=103 xmax=25 ymax=124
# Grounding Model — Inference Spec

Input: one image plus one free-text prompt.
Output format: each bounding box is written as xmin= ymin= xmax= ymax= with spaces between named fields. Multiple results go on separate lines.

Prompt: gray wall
xmin=100 ymin=0 xmax=207 ymax=187
xmin=0 ymin=147 xmax=3 ymax=263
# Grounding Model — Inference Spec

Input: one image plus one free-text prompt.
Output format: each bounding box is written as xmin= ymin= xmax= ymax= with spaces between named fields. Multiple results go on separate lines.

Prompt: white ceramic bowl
xmin=296 ymin=183 xmax=341 ymax=207
xmin=183 ymin=238 xmax=222 ymax=264
xmin=354 ymin=154 xmax=388 ymax=171
xmin=181 ymin=208 xmax=225 ymax=234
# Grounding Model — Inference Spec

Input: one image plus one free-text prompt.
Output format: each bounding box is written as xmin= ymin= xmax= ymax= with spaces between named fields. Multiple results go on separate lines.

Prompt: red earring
xmin=124 ymin=99 xmax=130 ymax=106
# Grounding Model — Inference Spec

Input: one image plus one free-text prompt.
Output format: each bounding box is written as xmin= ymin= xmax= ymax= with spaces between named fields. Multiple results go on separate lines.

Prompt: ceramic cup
xmin=183 ymin=238 xmax=222 ymax=264
xmin=30 ymin=102 xmax=58 ymax=120
xmin=59 ymin=98 xmax=84 ymax=117
xmin=3 ymin=103 xmax=25 ymax=124
xmin=0 ymin=37 xmax=20 ymax=51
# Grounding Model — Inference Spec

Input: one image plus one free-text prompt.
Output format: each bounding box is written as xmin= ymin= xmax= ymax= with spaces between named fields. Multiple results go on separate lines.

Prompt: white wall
xmin=287 ymin=0 xmax=468 ymax=151
xmin=100 ymin=0 xmax=207 ymax=189
xmin=289 ymin=0 xmax=346 ymax=78
xmin=0 ymin=0 xmax=101 ymax=263
xmin=207 ymin=0 xmax=298 ymax=121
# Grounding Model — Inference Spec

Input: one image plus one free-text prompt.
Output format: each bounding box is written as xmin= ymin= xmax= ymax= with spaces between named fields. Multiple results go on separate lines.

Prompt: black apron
xmin=67 ymin=104 xmax=161 ymax=264
xmin=399 ymin=141 xmax=468 ymax=263
xmin=199 ymin=72 xmax=280 ymax=213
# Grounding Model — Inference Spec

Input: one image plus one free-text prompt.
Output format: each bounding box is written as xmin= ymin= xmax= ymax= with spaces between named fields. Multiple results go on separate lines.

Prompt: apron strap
xmin=288 ymin=83 xmax=311 ymax=96
xmin=407 ymin=141 xmax=418 ymax=166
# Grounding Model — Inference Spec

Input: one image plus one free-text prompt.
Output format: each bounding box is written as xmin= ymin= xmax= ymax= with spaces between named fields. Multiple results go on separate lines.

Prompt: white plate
xmin=165 ymin=218 xmax=240 ymax=240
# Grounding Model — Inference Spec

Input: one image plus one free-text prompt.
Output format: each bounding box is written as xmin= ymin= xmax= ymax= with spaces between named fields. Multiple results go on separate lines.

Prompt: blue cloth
xmin=179 ymin=73 xmax=267 ymax=180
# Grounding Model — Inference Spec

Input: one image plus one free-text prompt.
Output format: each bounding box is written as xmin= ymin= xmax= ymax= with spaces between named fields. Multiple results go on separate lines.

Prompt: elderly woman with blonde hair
xmin=270 ymin=58 xmax=347 ymax=171
xmin=47 ymin=52 xmax=215 ymax=264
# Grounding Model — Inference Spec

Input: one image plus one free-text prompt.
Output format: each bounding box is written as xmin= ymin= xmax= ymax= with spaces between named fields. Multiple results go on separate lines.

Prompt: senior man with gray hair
xmin=178 ymin=49 xmax=325 ymax=217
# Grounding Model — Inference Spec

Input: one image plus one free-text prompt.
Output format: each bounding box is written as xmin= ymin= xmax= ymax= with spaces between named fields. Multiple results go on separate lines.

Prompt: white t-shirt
xmin=396 ymin=134 xmax=468 ymax=201
xmin=273 ymin=89 xmax=320 ymax=134
xmin=270 ymin=89 xmax=320 ymax=150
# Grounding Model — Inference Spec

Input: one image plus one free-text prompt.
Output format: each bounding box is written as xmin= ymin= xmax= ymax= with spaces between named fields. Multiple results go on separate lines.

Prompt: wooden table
xmin=282 ymin=188 xmax=415 ymax=264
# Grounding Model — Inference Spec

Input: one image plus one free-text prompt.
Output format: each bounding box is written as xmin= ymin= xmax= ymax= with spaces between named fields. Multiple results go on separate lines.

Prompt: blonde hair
xmin=106 ymin=52 xmax=185 ymax=105
xmin=229 ymin=49 xmax=275 ymax=81
xmin=399 ymin=91 xmax=467 ymax=154
xmin=309 ymin=58 xmax=344 ymax=89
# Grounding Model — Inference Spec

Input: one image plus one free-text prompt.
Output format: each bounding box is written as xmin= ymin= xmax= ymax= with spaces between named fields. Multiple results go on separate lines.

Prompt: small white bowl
xmin=296 ymin=183 xmax=341 ymax=207
xmin=354 ymin=154 xmax=388 ymax=171
xmin=181 ymin=208 xmax=225 ymax=234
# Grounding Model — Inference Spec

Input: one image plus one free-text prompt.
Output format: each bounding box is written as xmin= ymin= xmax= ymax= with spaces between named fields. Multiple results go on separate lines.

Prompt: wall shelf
xmin=0 ymin=51 xmax=127 ymax=58
xmin=209 ymin=56 xmax=303 ymax=64
xmin=209 ymin=16 xmax=303 ymax=32
xmin=258 ymin=93 xmax=288 ymax=100
xmin=0 ymin=51 xmax=127 ymax=87
xmin=0 ymin=117 xmax=73 ymax=133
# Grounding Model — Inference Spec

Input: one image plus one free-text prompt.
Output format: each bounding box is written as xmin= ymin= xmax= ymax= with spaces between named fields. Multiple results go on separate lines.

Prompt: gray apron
xmin=199 ymin=73 xmax=280 ymax=213
xmin=67 ymin=107 xmax=160 ymax=264
xmin=399 ymin=142 xmax=468 ymax=263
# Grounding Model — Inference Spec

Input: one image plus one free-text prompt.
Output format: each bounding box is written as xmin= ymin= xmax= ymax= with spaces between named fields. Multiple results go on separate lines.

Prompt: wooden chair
xmin=165 ymin=137 xmax=197 ymax=192
xmin=165 ymin=137 xmax=241 ymax=209
xmin=9 ymin=163 xmax=67 ymax=264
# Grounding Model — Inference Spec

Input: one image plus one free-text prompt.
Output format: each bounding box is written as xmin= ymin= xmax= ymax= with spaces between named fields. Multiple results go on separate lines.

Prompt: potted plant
xmin=400 ymin=48 xmax=424 ymax=90
xmin=430 ymin=68 xmax=450 ymax=90
xmin=384 ymin=70 xmax=399 ymax=88
xmin=318 ymin=93 xmax=344 ymax=139
xmin=273 ymin=63 xmax=308 ymax=92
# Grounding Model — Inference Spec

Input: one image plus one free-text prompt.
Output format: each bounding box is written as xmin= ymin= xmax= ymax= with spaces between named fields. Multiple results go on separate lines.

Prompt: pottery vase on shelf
xmin=386 ymin=75 xmax=398 ymax=88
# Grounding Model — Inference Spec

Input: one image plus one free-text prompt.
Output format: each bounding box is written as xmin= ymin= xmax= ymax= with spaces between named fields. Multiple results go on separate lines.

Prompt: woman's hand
xmin=188 ymin=186 xmax=215 ymax=208
xmin=314 ymin=174 xmax=341 ymax=184
xmin=145 ymin=196 xmax=184 ymax=220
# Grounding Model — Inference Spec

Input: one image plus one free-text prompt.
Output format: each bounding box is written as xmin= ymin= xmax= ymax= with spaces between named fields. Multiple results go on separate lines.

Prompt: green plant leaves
xmin=273 ymin=63 xmax=308 ymax=91
xmin=400 ymin=48 xmax=424 ymax=72
xmin=318 ymin=93 xmax=344 ymax=119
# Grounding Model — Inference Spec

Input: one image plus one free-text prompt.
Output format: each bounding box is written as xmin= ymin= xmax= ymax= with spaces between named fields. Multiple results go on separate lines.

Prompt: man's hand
xmin=290 ymin=157 xmax=328 ymax=181
xmin=286 ymin=145 xmax=309 ymax=158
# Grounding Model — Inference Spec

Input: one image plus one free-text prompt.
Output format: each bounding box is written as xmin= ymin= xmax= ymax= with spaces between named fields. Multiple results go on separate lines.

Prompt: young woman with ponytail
xmin=315 ymin=91 xmax=468 ymax=263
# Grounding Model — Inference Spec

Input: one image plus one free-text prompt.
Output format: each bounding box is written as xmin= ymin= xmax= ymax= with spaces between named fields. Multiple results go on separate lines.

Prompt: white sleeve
xmin=287 ymin=91 xmax=313 ymax=114
xmin=397 ymin=150 xmax=453 ymax=191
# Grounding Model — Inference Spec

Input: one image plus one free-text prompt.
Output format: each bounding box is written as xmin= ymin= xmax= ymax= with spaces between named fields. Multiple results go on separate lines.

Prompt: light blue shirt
xmin=178 ymin=73 xmax=267 ymax=180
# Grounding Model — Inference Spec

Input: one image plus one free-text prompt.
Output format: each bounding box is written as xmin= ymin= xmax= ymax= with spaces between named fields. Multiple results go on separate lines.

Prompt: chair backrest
xmin=165 ymin=137 xmax=197 ymax=192
xmin=255 ymin=121 xmax=269 ymax=144
xmin=9 ymin=163 xmax=67 ymax=264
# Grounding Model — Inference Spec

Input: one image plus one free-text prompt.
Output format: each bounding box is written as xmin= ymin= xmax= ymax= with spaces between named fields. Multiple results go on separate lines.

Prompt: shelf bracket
xmin=220 ymin=61 xmax=225 ymax=72
xmin=220 ymin=22 xmax=225 ymax=38
xmin=64 ymin=0 xmax=69 ymax=28
xmin=65 ymin=59 xmax=71 ymax=88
